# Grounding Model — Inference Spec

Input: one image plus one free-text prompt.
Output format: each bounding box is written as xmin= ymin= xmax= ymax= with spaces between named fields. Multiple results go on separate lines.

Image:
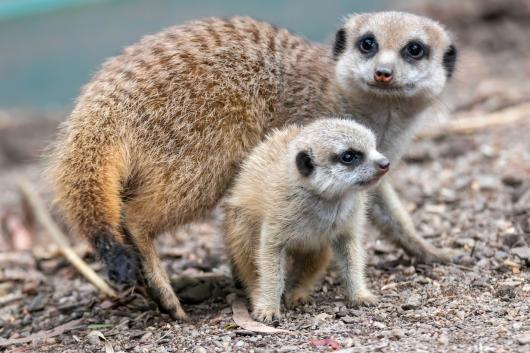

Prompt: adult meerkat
xmin=224 ymin=118 xmax=389 ymax=322
xmin=50 ymin=12 xmax=457 ymax=320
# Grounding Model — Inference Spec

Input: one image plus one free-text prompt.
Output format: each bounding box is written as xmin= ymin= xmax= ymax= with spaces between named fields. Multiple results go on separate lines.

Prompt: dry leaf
xmin=231 ymin=299 xmax=293 ymax=335
xmin=87 ymin=330 xmax=115 ymax=353
xmin=381 ymin=283 xmax=397 ymax=291
xmin=310 ymin=338 xmax=341 ymax=350
xmin=0 ymin=319 xmax=82 ymax=347
xmin=100 ymin=300 xmax=115 ymax=309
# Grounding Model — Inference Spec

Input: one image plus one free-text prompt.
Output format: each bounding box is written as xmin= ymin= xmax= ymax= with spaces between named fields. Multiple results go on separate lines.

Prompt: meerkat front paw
xmin=348 ymin=290 xmax=377 ymax=307
xmin=252 ymin=305 xmax=282 ymax=323
xmin=285 ymin=289 xmax=314 ymax=309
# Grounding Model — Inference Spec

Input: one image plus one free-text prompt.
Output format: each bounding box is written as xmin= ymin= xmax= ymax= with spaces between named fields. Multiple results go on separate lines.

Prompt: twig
xmin=0 ymin=319 xmax=82 ymax=347
xmin=418 ymin=102 xmax=530 ymax=139
xmin=0 ymin=291 xmax=24 ymax=306
xmin=17 ymin=178 xmax=117 ymax=298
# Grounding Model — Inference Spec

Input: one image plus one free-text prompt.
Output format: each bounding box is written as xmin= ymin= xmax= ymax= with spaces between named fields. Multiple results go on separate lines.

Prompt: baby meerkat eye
xmin=339 ymin=150 xmax=364 ymax=166
xmin=358 ymin=34 xmax=378 ymax=55
xmin=402 ymin=41 xmax=429 ymax=61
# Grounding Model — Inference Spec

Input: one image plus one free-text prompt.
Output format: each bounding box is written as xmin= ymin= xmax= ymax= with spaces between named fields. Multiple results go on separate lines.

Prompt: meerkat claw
xmin=252 ymin=307 xmax=282 ymax=323
xmin=168 ymin=306 xmax=189 ymax=321
xmin=348 ymin=291 xmax=378 ymax=307
xmin=285 ymin=290 xmax=315 ymax=309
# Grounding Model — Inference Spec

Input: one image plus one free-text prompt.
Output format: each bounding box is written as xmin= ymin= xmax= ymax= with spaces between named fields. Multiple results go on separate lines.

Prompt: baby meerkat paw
xmin=252 ymin=305 xmax=282 ymax=323
xmin=348 ymin=290 xmax=377 ymax=307
xmin=285 ymin=289 xmax=314 ymax=309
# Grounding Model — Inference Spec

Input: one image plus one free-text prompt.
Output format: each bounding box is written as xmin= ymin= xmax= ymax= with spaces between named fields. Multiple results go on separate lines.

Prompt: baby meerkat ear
xmin=333 ymin=28 xmax=347 ymax=60
xmin=296 ymin=151 xmax=314 ymax=177
xmin=443 ymin=44 xmax=457 ymax=79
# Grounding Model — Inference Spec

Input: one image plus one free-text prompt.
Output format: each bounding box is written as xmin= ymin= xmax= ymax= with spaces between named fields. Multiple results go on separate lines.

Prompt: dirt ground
xmin=1 ymin=1 xmax=529 ymax=352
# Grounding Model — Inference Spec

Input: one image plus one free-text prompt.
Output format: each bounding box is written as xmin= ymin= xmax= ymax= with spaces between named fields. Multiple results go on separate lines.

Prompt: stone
xmin=516 ymin=332 xmax=530 ymax=345
xmin=178 ymin=282 xmax=212 ymax=304
xmin=472 ymin=175 xmax=499 ymax=191
xmin=402 ymin=294 xmax=422 ymax=310
xmin=341 ymin=316 xmax=356 ymax=324
xmin=511 ymin=247 xmax=530 ymax=261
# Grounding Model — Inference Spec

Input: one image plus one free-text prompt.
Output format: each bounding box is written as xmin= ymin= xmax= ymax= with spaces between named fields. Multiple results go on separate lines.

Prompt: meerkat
xmin=49 ymin=12 xmax=457 ymax=320
xmin=224 ymin=118 xmax=389 ymax=322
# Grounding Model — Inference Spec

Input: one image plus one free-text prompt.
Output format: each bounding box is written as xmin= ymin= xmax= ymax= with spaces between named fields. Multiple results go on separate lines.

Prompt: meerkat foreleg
xmin=332 ymin=229 xmax=376 ymax=307
xmin=285 ymin=246 xmax=331 ymax=308
xmin=223 ymin=207 xmax=260 ymax=297
xmin=252 ymin=224 xmax=287 ymax=322
xmin=371 ymin=180 xmax=459 ymax=264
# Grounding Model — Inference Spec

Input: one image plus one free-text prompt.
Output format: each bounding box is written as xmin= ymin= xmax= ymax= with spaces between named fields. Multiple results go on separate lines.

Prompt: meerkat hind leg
xmin=126 ymin=224 xmax=187 ymax=320
xmin=285 ymin=246 xmax=331 ymax=308
xmin=371 ymin=181 xmax=461 ymax=264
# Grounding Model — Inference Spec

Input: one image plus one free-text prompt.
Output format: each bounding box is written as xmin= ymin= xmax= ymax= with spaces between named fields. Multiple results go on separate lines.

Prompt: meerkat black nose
xmin=374 ymin=67 xmax=393 ymax=84
xmin=375 ymin=158 xmax=390 ymax=172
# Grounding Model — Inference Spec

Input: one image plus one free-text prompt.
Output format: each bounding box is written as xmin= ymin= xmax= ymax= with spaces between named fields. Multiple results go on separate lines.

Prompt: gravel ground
xmin=1 ymin=1 xmax=529 ymax=352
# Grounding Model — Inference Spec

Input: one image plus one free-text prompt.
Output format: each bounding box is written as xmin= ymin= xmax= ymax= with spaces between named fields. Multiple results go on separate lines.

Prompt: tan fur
xmin=224 ymin=118 xmax=387 ymax=322
xmin=49 ymin=13 xmax=456 ymax=319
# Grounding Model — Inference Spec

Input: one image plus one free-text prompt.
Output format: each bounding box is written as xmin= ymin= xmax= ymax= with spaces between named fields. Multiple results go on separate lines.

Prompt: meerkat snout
xmin=374 ymin=65 xmax=393 ymax=85
xmin=374 ymin=154 xmax=390 ymax=173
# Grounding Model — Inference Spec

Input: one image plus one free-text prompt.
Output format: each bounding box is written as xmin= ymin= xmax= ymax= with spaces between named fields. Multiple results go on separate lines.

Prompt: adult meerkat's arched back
xmin=49 ymin=13 xmax=457 ymax=320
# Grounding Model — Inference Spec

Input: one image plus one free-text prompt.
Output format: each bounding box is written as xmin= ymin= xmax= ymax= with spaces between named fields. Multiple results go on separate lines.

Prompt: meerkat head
xmin=289 ymin=118 xmax=389 ymax=199
xmin=333 ymin=11 xmax=457 ymax=100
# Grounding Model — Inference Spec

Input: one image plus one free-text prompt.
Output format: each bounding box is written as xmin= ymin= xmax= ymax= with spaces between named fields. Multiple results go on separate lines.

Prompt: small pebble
xmin=516 ymin=332 xmax=530 ymax=345
xmin=402 ymin=294 xmax=422 ymax=310
xmin=403 ymin=266 xmax=416 ymax=276
xmin=373 ymin=322 xmax=386 ymax=329
xmin=341 ymin=315 xmax=356 ymax=324
xmin=87 ymin=334 xmax=100 ymax=346
xmin=511 ymin=247 xmax=530 ymax=261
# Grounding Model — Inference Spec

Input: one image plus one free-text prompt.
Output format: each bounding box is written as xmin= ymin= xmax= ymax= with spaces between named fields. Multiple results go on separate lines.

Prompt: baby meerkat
xmin=50 ymin=12 xmax=457 ymax=319
xmin=224 ymin=118 xmax=390 ymax=322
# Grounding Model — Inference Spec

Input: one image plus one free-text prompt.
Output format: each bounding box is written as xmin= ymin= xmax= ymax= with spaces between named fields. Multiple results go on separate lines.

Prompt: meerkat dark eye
xmin=402 ymin=41 xmax=429 ymax=60
xmin=358 ymin=35 xmax=378 ymax=55
xmin=339 ymin=150 xmax=364 ymax=166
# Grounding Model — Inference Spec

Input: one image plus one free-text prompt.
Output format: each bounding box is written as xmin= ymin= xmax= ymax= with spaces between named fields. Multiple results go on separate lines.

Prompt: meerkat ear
xmin=443 ymin=44 xmax=457 ymax=79
xmin=296 ymin=151 xmax=314 ymax=177
xmin=333 ymin=28 xmax=347 ymax=60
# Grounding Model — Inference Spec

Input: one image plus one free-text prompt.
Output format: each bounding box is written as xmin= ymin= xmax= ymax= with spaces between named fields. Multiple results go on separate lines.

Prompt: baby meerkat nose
xmin=375 ymin=158 xmax=390 ymax=173
xmin=374 ymin=67 xmax=393 ymax=84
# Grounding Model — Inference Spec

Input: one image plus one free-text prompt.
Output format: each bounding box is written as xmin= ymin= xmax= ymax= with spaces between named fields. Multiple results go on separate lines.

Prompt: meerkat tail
xmin=50 ymin=127 xmax=139 ymax=284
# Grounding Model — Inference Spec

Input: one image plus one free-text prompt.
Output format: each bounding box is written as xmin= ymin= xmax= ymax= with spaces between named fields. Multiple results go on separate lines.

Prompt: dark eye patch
xmin=296 ymin=150 xmax=314 ymax=177
xmin=333 ymin=28 xmax=347 ymax=60
xmin=443 ymin=44 xmax=457 ymax=78
xmin=357 ymin=33 xmax=378 ymax=57
xmin=401 ymin=40 xmax=430 ymax=62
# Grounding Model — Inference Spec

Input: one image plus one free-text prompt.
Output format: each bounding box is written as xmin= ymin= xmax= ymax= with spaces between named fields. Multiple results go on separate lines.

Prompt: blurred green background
xmin=0 ymin=0 xmax=390 ymax=111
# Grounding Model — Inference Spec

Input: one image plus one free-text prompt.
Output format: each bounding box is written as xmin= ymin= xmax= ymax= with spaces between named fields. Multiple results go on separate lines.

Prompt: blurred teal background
xmin=0 ymin=0 xmax=390 ymax=111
